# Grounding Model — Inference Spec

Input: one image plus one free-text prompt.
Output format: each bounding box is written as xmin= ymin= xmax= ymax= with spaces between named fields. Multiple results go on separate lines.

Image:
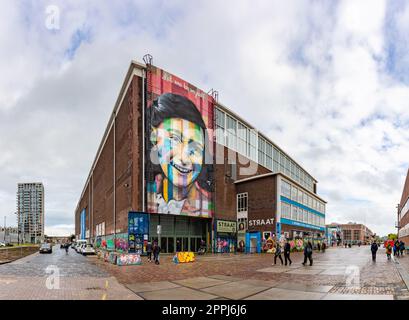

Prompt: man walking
xmin=284 ymin=240 xmax=292 ymax=266
xmin=153 ymin=241 xmax=161 ymax=265
xmin=400 ymin=241 xmax=405 ymax=256
xmin=302 ymin=241 xmax=313 ymax=266
xmin=370 ymin=241 xmax=378 ymax=262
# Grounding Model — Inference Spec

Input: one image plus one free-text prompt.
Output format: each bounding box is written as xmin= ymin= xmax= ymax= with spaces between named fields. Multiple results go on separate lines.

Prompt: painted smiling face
xmin=153 ymin=118 xmax=204 ymax=189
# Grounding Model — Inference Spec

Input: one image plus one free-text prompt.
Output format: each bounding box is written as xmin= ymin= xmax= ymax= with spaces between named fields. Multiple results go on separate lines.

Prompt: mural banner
xmin=145 ymin=66 xmax=215 ymax=218
xmin=80 ymin=209 xmax=86 ymax=240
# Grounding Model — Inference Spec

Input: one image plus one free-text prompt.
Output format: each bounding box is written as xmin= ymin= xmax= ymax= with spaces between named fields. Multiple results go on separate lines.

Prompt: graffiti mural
xmin=175 ymin=251 xmax=195 ymax=263
xmin=146 ymin=66 xmax=215 ymax=218
xmin=116 ymin=253 xmax=142 ymax=266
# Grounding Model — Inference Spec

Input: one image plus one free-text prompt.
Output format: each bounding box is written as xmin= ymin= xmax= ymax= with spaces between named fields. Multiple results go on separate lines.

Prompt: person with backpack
xmin=321 ymin=241 xmax=326 ymax=253
xmin=302 ymin=241 xmax=313 ymax=266
xmin=370 ymin=241 xmax=378 ymax=262
xmin=273 ymin=242 xmax=284 ymax=265
xmin=283 ymin=240 xmax=292 ymax=266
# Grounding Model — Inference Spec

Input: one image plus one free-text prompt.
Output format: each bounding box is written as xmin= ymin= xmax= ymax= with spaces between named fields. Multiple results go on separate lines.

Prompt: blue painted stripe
xmin=280 ymin=196 xmax=325 ymax=218
xmin=280 ymin=218 xmax=325 ymax=231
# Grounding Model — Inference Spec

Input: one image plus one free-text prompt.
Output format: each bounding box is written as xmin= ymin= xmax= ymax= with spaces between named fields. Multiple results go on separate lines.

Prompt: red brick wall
xmin=236 ymin=175 xmax=277 ymax=233
xmin=214 ymin=144 xmax=271 ymax=221
xmin=75 ymin=74 xmax=142 ymax=237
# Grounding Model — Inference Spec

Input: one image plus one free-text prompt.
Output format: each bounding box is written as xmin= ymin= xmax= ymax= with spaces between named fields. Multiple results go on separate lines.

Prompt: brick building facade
xmin=398 ymin=169 xmax=409 ymax=244
xmin=340 ymin=223 xmax=374 ymax=245
xmin=75 ymin=61 xmax=327 ymax=254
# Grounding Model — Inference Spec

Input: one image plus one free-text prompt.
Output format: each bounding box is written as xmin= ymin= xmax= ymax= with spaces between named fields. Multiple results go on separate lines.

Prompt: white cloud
xmin=1 ymin=1 xmax=409 ymax=237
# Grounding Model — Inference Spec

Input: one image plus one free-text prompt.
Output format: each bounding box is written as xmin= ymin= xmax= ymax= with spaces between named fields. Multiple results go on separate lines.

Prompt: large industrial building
xmin=75 ymin=60 xmax=327 ymax=254
xmin=16 ymin=182 xmax=44 ymax=244
xmin=398 ymin=169 xmax=409 ymax=244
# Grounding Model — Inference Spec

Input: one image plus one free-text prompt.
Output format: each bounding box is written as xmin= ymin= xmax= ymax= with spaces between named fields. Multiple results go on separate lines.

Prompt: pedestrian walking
xmin=273 ymin=242 xmax=284 ymax=265
xmin=302 ymin=241 xmax=313 ymax=266
xmin=321 ymin=241 xmax=326 ymax=253
xmin=400 ymin=241 xmax=405 ymax=256
xmin=153 ymin=241 xmax=161 ymax=265
xmin=146 ymin=241 xmax=153 ymax=262
xmin=284 ymin=240 xmax=292 ymax=266
xmin=317 ymin=242 xmax=321 ymax=252
xmin=393 ymin=240 xmax=399 ymax=257
xmin=386 ymin=243 xmax=392 ymax=261
xmin=370 ymin=241 xmax=378 ymax=262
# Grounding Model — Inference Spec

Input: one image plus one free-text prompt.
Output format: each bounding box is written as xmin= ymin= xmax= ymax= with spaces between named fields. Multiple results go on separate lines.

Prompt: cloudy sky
xmin=1 ymin=0 xmax=409 ymax=236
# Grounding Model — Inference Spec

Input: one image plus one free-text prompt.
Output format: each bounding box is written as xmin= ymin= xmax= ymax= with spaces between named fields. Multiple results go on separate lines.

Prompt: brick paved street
xmin=1 ymin=244 xmax=408 ymax=299
xmin=92 ymin=245 xmax=409 ymax=300
xmin=0 ymin=245 xmax=140 ymax=300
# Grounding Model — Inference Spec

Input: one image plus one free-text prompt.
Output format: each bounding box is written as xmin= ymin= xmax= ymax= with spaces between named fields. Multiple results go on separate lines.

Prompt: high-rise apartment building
xmin=16 ymin=183 xmax=44 ymax=244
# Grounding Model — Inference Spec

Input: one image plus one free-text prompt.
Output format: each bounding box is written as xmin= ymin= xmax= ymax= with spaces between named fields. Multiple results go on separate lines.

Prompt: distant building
xmin=340 ymin=222 xmax=373 ymax=245
xmin=16 ymin=183 xmax=44 ymax=244
xmin=398 ymin=168 xmax=409 ymax=244
xmin=325 ymin=223 xmax=343 ymax=246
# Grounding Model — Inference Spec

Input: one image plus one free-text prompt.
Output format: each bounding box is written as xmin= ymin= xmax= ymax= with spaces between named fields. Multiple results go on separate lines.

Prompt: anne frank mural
xmin=146 ymin=70 xmax=214 ymax=218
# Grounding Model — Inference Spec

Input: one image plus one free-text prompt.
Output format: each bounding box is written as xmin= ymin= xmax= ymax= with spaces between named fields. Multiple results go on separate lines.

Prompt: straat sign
xmin=248 ymin=218 xmax=274 ymax=228
xmin=216 ymin=220 xmax=237 ymax=233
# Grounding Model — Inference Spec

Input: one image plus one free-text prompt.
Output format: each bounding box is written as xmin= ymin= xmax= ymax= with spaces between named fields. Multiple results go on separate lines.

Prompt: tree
xmin=388 ymin=233 xmax=397 ymax=240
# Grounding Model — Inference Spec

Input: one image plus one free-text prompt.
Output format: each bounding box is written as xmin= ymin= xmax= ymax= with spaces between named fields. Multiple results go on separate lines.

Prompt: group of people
xmin=393 ymin=240 xmax=406 ymax=257
xmin=146 ymin=241 xmax=161 ymax=265
xmin=371 ymin=239 xmax=406 ymax=262
xmin=273 ymin=240 xmax=322 ymax=267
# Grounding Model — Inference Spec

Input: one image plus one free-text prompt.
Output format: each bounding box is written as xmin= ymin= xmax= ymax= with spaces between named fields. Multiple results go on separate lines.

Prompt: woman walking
xmin=273 ymin=242 xmax=284 ymax=265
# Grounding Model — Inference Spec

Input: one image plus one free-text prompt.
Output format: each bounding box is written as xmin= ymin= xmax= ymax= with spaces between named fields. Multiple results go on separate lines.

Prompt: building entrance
xmin=149 ymin=215 xmax=210 ymax=253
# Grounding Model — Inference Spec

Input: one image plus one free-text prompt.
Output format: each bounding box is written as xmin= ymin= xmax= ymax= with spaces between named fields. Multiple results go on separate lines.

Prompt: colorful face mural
xmin=146 ymin=67 xmax=214 ymax=218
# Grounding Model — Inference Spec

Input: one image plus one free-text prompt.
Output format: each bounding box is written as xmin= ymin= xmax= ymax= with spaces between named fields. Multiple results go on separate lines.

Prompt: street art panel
xmin=146 ymin=66 xmax=215 ymax=218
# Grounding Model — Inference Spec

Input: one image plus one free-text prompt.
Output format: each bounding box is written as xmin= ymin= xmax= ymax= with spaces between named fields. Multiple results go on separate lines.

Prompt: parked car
xmin=82 ymin=244 xmax=96 ymax=256
xmin=0 ymin=242 xmax=5 ymax=247
xmin=39 ymin=243 xmax=52 ymax=254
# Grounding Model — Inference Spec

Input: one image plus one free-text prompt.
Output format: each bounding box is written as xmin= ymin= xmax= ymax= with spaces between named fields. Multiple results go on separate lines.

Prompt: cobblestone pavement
xmin=92 ymin=245 xmax=408 ymax=300
xmin=1 ymin=244 xmax=407 ymax=299
xmin=0 ymin=246 xmax=141 ymax=300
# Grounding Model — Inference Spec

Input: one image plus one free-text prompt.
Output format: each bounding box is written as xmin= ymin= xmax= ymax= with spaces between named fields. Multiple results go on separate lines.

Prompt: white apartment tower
xmin=17 ymin=183 xmax=44 ymax=244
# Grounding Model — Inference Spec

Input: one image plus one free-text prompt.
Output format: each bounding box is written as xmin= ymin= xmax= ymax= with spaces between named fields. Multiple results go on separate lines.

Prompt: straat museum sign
xmin=248 ymin=218 xmax=274 ymax=229
xmin=216 ymin=220 xmax=237 ymax=233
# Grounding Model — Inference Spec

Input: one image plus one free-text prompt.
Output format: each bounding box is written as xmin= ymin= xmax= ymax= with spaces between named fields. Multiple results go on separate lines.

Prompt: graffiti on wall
xmin=146 ymin=66 xmax=215 ymax=218
xmin=174 ymin=251 xmax=195 ymax=263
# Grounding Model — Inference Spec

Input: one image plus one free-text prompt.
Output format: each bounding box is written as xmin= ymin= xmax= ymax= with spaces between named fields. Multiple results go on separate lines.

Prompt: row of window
xmin=281 ymin=202 xmax=325 ymax=227
xmin=281 ymin=180 xmax=325 ymax=214
xmin=215 ymin=108 xmax=315 ymax=192
xmin=400 ymin=197 xmax=409 ymax=221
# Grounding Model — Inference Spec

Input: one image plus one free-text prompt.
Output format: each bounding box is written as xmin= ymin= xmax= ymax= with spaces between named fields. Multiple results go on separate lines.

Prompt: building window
xmin=282 ymin=202 xmax=291 ymax=219
xmin=291 ymin=206 xmax=298 ymax=221
xmin=237 ymin=122 xmax=248 ymax=156
xmin=258 ymin=137 xmax=266 ymax=167
xmin=291 ymin=186 xmax=297 ymax=201
xmin=265 ymin=142 xmax=273 ymax=170
xmin=226 ymin=114 xmax=237 ymax=151
xmin=297 ymin=190 xmax=303 ymax=204
xmin=237 ymin=193 xmax=248 ymax=213
xmin=216 ymin=108 xmax=225 ymax=145
xmin=249 ymin=129 xmax=258 ymax=162
xmin=281 ymin=180 xmax=291 ymax=198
